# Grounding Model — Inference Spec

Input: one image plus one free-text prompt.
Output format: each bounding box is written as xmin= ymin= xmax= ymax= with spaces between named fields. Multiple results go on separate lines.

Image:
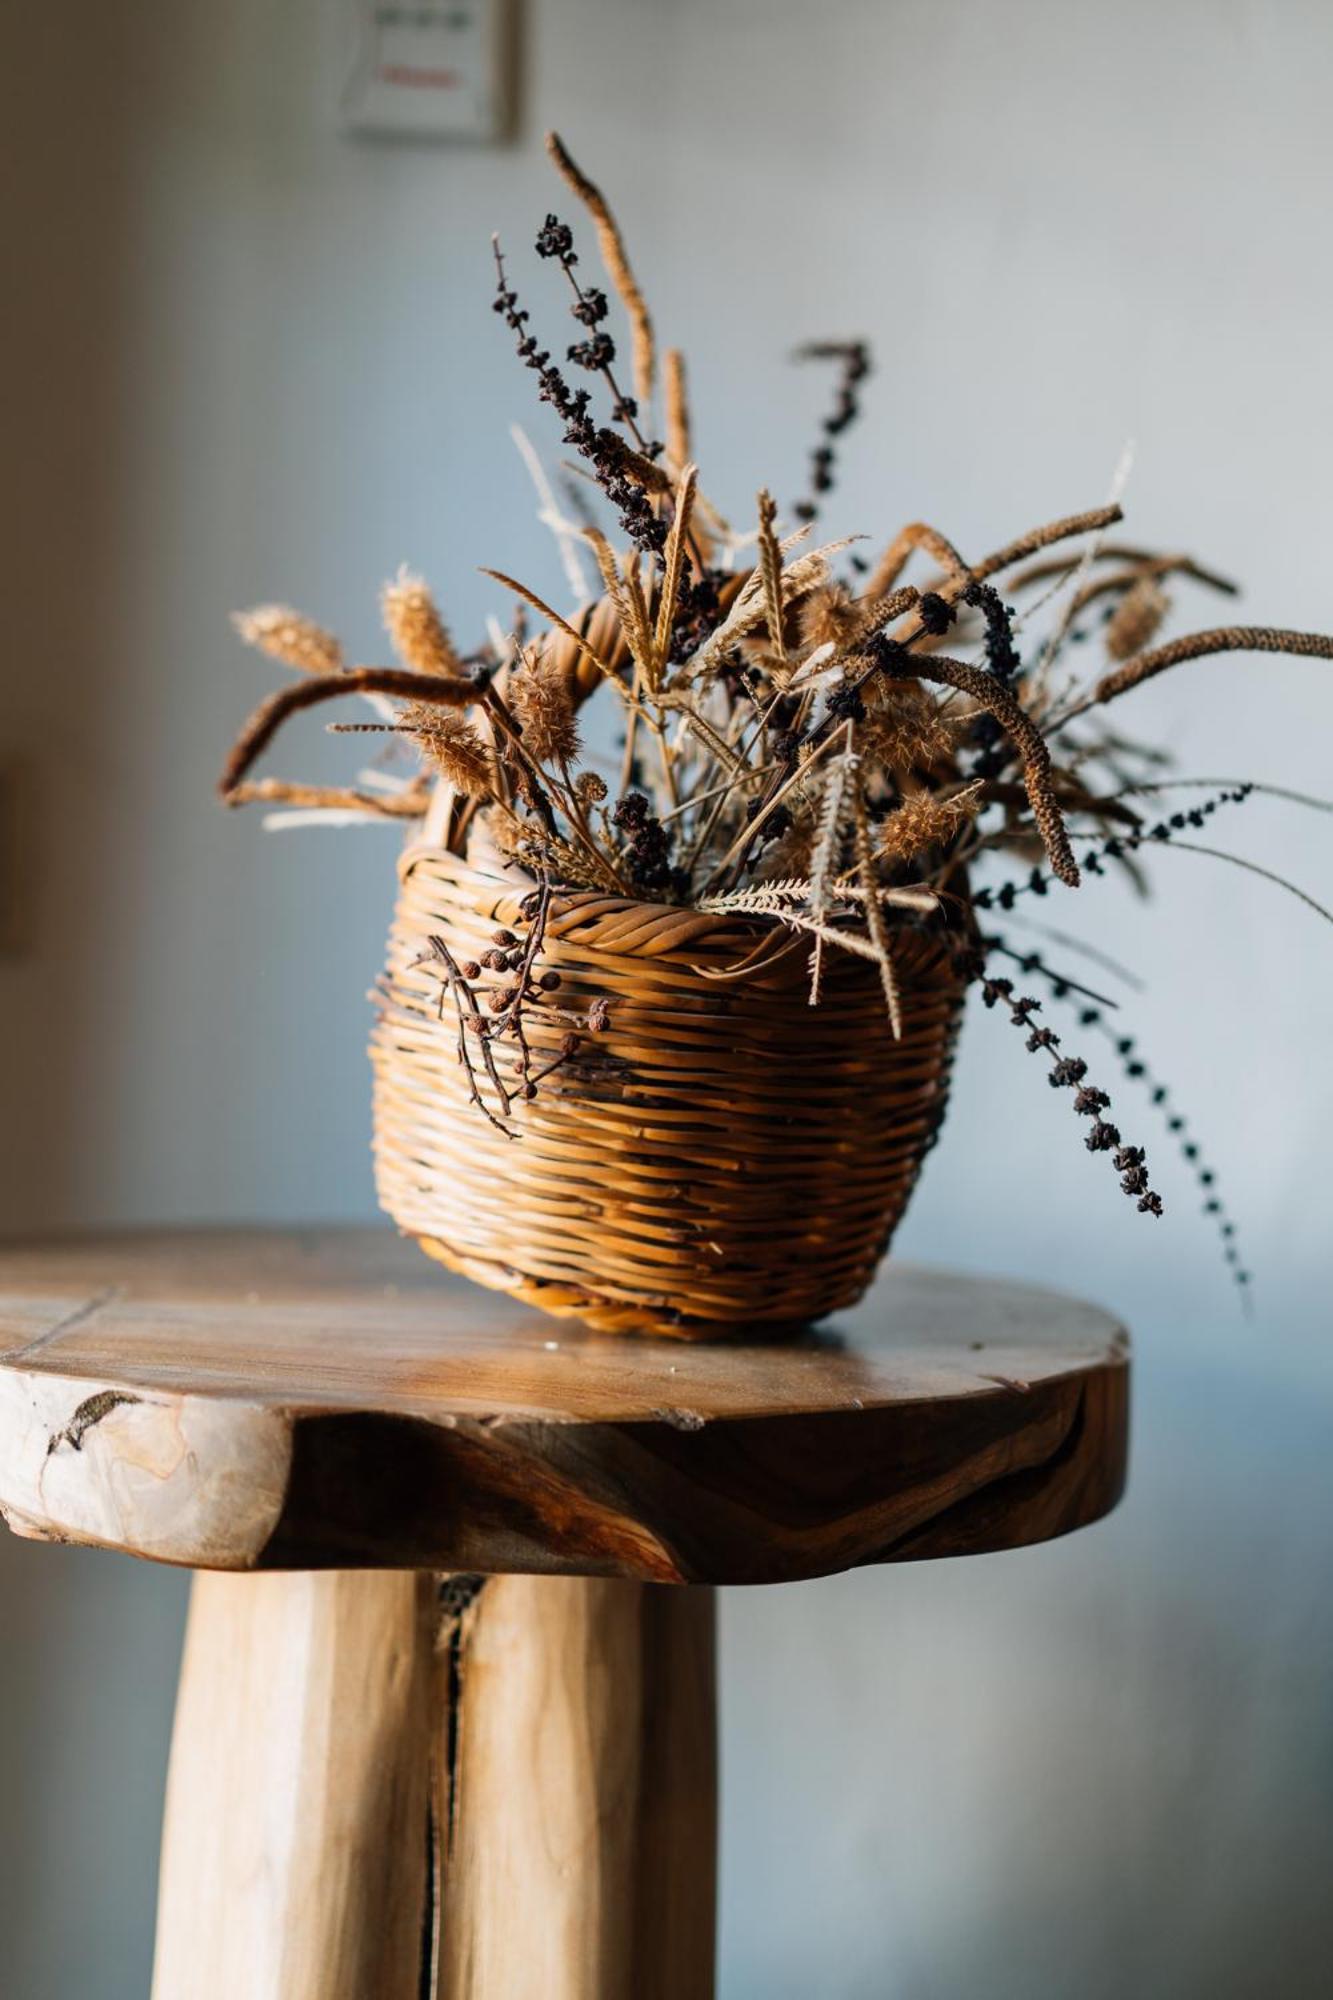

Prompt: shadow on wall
xmin=0 ymin=1537 xmax=188 ymax=2000
xmin=0 ymin=13 xmax=191 ymax=1999
xmin=0 ymin=6 xmax=140 ymax=1232
xmin=720 ymin=1349 xmax=1333 ymax=2000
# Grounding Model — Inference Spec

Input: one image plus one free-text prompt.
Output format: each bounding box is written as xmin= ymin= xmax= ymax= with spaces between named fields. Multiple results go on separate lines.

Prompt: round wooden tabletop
xmin=0 ymin=1229 xmax=1128 ymax=1583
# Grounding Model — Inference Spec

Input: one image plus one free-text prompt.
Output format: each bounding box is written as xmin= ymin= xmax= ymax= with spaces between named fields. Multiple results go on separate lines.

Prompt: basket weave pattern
xmin=372 ymin=847 xmax=967 ymax=1338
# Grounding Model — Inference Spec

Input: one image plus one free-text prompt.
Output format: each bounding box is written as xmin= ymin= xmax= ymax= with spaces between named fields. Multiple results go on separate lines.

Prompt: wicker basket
xmin=371 ymin=840 xmax=967 ymax=1339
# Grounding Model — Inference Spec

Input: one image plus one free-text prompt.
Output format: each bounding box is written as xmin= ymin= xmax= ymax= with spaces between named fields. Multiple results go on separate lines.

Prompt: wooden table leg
xmin=436 ymin=1574 xmax=717 ymax=2000
xmin=151 ymin=1571 xmax=717 ymax=2000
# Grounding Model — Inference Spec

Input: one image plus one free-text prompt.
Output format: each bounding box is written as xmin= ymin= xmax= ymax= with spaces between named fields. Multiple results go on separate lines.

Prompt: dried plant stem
xmin=226 ymin=778 xmax=427 ymax=819
xmin=756 ymin=490 xmax=786 ymax=660
xmin=582 ymin=529 xmax=654 ymax=679
xmin=545 ymin=130 xmax=656 ymax=408
xmin=1006 ymin=544 xmax=1238 ymax=598
xmin=853 ymin=778 xmax=903 ymax=1037
xmin=660 ymin=762 xmax=778 ymax=826
xmin=559 ymin=758 xmax=631 ymax=893
xmin=868 ymin=508 xmax=1125 ymax=659
xmin=1154 ymin=840 xmax=1333 ymax=925
xmin=653 ymin=463 xmax=698 ymax=676
xmin=1090 ymin=626 xmax=1333 ymax=709
xmin=982 ymin=936 xmax=1122 ymax=1013
xmin=664 ymin=348 xmax=690 ymax=467
xmin=418 ymin=935 xmax=514 ymax=1137
xmin=975 ymin=777 xmax=1141 ymax=829
xmin=973 ymin=505 xmax=1124 ymax=585
xmin=509 ymin=423 xmax=593 ymax=605
xmin=1111 ymin=777 xmax=1333 ymax=814
xmin=220 ymin=667 xmax=477 ymax=799
xmin=702 ymin=721 xmax=854 ymax=892
xmin=886 ymin=655 xmax=1080 ymax=886
xmin=618 ymin=681 xmax=642 ymax=801
xmin=866 ymin=521 xmax=970 ymax=600
xmin=481 ymin=567 xmax=656 ymax=735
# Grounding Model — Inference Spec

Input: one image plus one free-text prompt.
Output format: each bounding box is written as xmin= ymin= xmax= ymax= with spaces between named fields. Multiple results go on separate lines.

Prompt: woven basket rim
xmin=397 ymin=834 xmax=962 ymax=974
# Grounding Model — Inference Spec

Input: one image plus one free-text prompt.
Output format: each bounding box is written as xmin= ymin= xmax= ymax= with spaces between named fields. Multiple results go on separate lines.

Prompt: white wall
xmin=2 ymin=3 xmax=1331 ymax=1995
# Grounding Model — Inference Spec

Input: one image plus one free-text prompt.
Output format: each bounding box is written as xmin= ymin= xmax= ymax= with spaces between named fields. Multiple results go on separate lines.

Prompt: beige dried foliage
xmin=489 ymin=806 xmax=622 ymax=893
xmin=861 ymin=683 xmax=960 ymax=771
xmin=1105 ymin=576 xmax=1171 ymax=662
xmin=756 ymin=490 xmax=786 ymax=660
xmin=798 ymin=583 xmax=866 ymax=654
xmin=402 ymin=703 xmax=493 ymax=798
xmin=232 ymin=605 xmax=343 ymax=676
xmin=510 ymin=656 xmax=581 ymax=767
xmin=664 ymin=348 xmax=691 ymax=469
xmin=878 ymin=784 xmax=983 ymax=865
xmin=381 ymin=567 xmax=462 ymax=676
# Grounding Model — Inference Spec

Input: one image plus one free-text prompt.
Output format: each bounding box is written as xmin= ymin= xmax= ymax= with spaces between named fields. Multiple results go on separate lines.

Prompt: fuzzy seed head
xmin=798 ymin=583 xmax=865 ymax=653
xmin=860 ymin=683 xmax=959 ymax=772
xmin=381 ymin=566 xmax=461 ymax=676
xmin=1105 ymin=576 xmax=1170 ymax=662
xmin=402 ymin=702 xmax=493 ymax=798
xmin=232 ymin=605 xmax=343 ymax=675
xmin=878 ymin=784 xmax=982 ymax=865
xmin=510 ymin=657 xmax=580 ymax=767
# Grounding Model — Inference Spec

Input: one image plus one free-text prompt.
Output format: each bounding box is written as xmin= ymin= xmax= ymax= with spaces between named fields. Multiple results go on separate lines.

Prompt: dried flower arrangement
xmin=221 ymin=133 xmax=1332 ymax=1336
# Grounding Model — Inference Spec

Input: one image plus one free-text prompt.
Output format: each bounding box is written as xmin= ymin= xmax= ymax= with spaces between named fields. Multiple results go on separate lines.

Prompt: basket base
xmin=411 ymin=1233 xmax=857 ymax=1343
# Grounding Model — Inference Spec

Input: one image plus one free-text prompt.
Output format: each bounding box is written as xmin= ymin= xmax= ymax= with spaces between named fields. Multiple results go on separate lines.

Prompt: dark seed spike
xmin=977 ymin=967 xmax=1162 ymax=1221
xmin=985 ymin=936 xmax=1249 ymax=1300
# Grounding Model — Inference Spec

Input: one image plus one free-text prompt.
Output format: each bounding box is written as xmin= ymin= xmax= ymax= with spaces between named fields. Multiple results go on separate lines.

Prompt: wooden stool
xmin=0 ymin=1229 xmax=1128 ymax=1999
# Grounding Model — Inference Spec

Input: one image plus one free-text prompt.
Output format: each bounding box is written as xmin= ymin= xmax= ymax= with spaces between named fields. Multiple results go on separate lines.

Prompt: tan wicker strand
xmin=371 ymin=848 xmax=968 ymax=1338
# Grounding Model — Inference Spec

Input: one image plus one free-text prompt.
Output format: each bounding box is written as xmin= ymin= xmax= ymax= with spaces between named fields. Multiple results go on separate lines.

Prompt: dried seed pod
xmin=510 ymin=655 xmax=581 ymax=766
xmin=878 ymin=785 xmax=982 ymax=865
xmin=797 ymin=582 xmax=865 ymax=653
xmin=402 ymin=703 xmax=493 ymax=799
xmin=381 ymin=566 xmax=462 ymax=676
xmin=860 ymin=684 xmax=959 ymax=771
xmin=1105 ymin=577 xmax=1170 ymax=662
xmin=231 ymin=605 xmax=343 ymax=675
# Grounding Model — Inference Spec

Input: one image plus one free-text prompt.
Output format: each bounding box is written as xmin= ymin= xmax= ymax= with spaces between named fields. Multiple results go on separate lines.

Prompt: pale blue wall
xmin=2 ymin=3 xmax=1331 ymax=1995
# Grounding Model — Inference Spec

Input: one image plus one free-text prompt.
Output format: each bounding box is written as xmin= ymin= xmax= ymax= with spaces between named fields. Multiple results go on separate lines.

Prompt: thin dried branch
xmin=220 ymin=667 xmax=478 ymax=799
xmin=1093 ymin=626 xmax=1333 ymax=707
xmin=1006 ymin=544 xmax=1238 ymax=598
xmin=886 ymin=654 xmax=1080 ymax=885
xmin=756 ymin=490 xmax=786 ymax=662
xmin=480 ymin=568 xmax=621 ymax=683
xmin=653 ymin=463 xmax=698 ymax=679
xmin=1155 ymin=840 xmax=1333 ymax=925
xmin=545 ymin=131 xmax=656 ymax=408
xmin=664 ymin=348 xmax=690 ymax=468
xmin=974 ymin=506 xmax=1124 ymax=584
xmin=853 ymin=774 xmax=903 ymax=1036
xmin=866 ymin=520 xmax=970 ymax=600
xmin=509 ymin=424 xmax=593 ymax=605
xmin=227 ymin=777 xmax=426 ymax=818
xmin=232 ymin=605 xmax=343 ymax=676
